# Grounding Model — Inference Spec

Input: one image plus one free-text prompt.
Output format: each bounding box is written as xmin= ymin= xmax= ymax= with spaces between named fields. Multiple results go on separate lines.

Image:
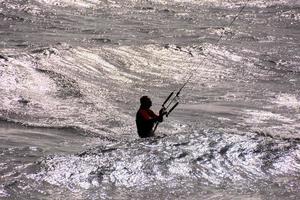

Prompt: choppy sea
xmin=0 ymin=0 xmax=300 ymax=199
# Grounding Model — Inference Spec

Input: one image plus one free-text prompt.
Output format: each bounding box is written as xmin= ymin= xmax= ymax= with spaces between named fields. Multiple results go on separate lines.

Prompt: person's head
xmin=140 ymin=96 xmax=152 ymax=108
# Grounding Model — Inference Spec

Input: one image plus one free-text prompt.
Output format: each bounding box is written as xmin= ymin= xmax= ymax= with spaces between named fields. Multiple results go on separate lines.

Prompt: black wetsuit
xmin=136 ymin=107 xmax=163 ymax=138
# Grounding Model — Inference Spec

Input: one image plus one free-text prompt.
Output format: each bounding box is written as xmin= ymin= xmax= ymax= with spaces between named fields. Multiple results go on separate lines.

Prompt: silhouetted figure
xmin=136 ymin=96 xmax=166 ymax=138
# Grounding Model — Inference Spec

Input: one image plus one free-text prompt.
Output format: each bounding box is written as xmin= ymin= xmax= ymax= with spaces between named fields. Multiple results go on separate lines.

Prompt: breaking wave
xmin=27 ymin=130 xmax=300 ymax=199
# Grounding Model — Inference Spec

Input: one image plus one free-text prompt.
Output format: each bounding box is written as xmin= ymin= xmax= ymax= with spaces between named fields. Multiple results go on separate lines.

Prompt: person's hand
xmin=159 ymin=108 xmax=167 ymax=116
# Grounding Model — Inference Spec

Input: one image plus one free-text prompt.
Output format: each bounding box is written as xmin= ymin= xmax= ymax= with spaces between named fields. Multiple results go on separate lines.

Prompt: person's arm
xmin=150 ymin=109 xmax=167 ymax=123
xmin=140 ymin=110 xmax=163 ymax=123
xmin=157 ymin=108 xmax=167 ymax=122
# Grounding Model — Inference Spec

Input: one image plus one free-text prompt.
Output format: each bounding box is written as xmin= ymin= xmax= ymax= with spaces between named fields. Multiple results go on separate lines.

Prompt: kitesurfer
xmin=136 ymin=96 xmax=167 ymax=138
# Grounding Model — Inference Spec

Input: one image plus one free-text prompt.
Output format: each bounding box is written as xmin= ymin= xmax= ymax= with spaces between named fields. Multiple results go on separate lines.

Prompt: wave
xmin=35 ymin=68 xmax=83 ymax=98
xmin=32 ymin=0 xmax=300 ymax=9
xmin=0 ymin=116 xmax=117 ymax=140
xmin=1 ymin=39 xmax=299 ymax=139
xmin=1 ymin=1 xmax=300 ymax=199
xmin=0 ymin=42 xmax=202 ymax=124
xmin=27 ymin=130 xmax=300 ymax=198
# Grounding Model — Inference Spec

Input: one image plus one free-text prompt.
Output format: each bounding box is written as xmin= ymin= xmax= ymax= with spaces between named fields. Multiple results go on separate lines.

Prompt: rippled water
xmin=0 ymin=0 xmax=300 ymax=199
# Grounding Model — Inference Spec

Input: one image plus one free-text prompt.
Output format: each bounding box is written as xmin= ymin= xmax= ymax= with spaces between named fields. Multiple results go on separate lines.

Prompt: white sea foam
xmin=280 ymin=10 xmax=300 ymax=21
xmin=148 ymin=0 xmax=299 ymax=8
xmin=0 ymin=187 xmax=9 ymax=198
xmin=272 ymin=94 xmax=300 ymax=109
xmin=35 ymin=0 xmax=300 ymax=8
xmin=244 ymin=109 xmax=295 ymax=124
xmin=37 ymin=0 xmax=100 ymax=8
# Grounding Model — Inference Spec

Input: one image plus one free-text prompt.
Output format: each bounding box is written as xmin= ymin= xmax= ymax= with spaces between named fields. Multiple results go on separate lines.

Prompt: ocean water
xmin=0 ymin=0 xmax=300 ymax=199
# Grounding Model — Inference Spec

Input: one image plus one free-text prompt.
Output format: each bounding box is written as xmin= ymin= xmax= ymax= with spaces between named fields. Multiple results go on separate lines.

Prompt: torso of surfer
xmin=135 ymin=96 xmax=166 ymax=138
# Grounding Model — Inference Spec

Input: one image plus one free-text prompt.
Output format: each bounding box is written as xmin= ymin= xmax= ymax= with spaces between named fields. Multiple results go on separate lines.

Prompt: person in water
xmin=136 ymin=96 xmax=167 ymax=138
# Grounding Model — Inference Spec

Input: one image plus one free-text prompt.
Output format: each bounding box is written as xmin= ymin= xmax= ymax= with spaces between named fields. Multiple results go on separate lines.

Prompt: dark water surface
xmin=0 ymin=0 xmax=300 ymax=199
